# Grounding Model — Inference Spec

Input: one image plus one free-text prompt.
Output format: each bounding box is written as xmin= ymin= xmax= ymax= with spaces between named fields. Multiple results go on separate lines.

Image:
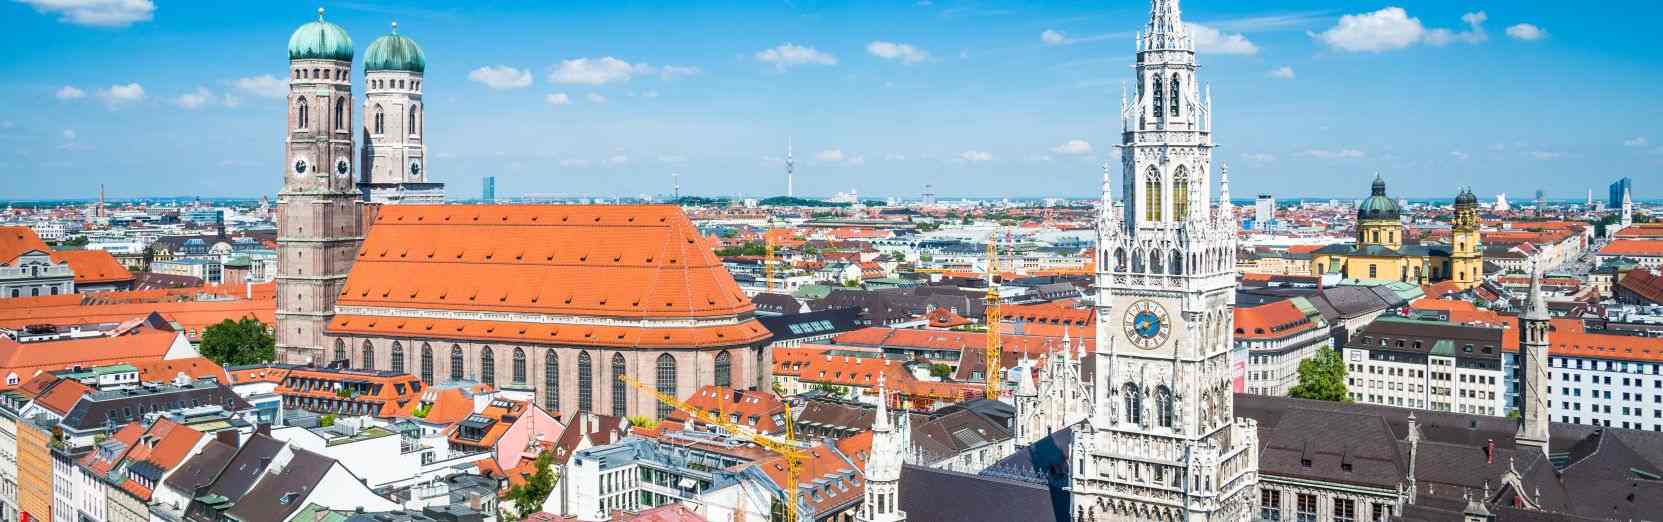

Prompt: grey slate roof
xmin=226 ymin=447 xmax=339 ymax=522
xmin=899 ymin=464 xmax=1066 ymax=522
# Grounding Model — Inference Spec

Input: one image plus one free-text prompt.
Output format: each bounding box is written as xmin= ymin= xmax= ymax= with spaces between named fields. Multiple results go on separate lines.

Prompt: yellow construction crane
xmin=763 ymin=223 xmax=776 ymax=291
xmin=984 ymin=234 xmax=1002 ymax=400
xmin=619 ymin=375 xmax=806 ymax=522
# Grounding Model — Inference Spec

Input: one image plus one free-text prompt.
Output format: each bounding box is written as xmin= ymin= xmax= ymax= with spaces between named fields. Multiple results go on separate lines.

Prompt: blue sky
xmin=2 ymin=0 xmax=1659 ymax=201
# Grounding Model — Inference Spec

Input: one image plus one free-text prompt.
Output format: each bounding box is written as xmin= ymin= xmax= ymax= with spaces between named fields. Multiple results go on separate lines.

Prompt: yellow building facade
xmin=1312 ymin=177 xmax=1483 ymax=289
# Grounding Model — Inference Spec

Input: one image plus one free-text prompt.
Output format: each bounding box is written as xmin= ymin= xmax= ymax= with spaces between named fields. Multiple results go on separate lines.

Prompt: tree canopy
xmin=504 ymin=451 xmax=556 ymax=516
xmin=198 ymin=318 xmax=275 ymax=366
xmin=1289 ymin=346 xmax=1350 ymax=403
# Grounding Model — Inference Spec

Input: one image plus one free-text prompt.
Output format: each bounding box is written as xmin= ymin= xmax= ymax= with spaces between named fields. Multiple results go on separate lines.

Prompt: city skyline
xmin=4 ymin=0 xmax=1661 ymax=200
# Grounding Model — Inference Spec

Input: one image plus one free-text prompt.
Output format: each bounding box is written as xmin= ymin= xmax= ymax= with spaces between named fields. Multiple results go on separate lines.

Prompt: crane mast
xmin=619 ymin=375 xmax=805 ymax=522
xmin=984 ymin=235 xmax=1002 ymax=400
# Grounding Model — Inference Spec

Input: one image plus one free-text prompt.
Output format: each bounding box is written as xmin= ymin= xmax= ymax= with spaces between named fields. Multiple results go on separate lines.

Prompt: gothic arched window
xmin=513 ymin=348 xmax=527 ymax=384
xmin=360 ymin=340 xmax=374 ymax=370
xmin=1149 ymin=249 xmax=1165 ymax=275
xmin=421 ymin=343 xmax=434 ymax=383
xmin=390 ymin=342 xmax=404 ymax=374
xmin=373 ymin=105 xmax=385 ymax=134
xmin=611 ymin=353 xmax=628 ymax=418
xmin=1144 ymin=167 xmax=1163 ymax=222
xmin=1171 ymin=250 xmax=1185 ymax=276
xmin=1131 ymin=249 xmax=1145 ymax=273
xmin=334 ymin=98 xmax=345 ymax=131
xmin=1123 ymin=383 xmax=1143 ymax=425
xmin=480 ymin=346 xmax=496 ymax=387
xmin=577 ymin=351 xmax=593 ymax=413
xmin=656 ymin=354 xmax=677 ymax=420
xmin=409 ymin=106 xmax=419 ymax=135
xmin=1155 ymin=385 xmax=1175 ymax=428
xmin=296 ymin=97 xmax=309 ymax=129
xmin=545 ymin=350 xmax=559 ymax=410
xmin=449 ymin=345 xmax=464 ymax=382
xmin=1172 ymin=166 xmax=1190 ymax=219
xmin=1114 ymin=248 xmax=1127 ymax=272
xmin=1151 ymin=74 xmax=1164 ymax=118
xmin=714 ymin=350 xmax=732 ymax=388
xmin=1169 ymin=76 xmax=1181 ymax=117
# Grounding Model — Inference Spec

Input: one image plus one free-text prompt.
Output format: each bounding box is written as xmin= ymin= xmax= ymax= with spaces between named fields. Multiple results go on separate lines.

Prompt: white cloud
xmin=1241 ymin=152 xmax=1277 ymax=163
xmin=1050 ymin=139 xmax=1092 ymax=156
xmin=18 ymin=0 xmax=154 ymax=27
xmin=55 ymin=86 xmax=85 ymax=100
xmin=1186 ymin=23 xmax=1258 ymax=55
xmin=585 ymin=93 xmax=607 ymax=104
xmin=846 ymin=155 xmax=866 ymax=166
xmin=959 ymin=150 xmax=993 ymax=162
xmin=1299 ymin=148 xmax=1365 ymax=159
xmin=62 ymin=129 xmax=76 ymax=141
xmin=97 ymin=83 xmax=144 ymax=107
xmin=815 ymin=149 xmax=846 ymax=162
xmin=467 ymin=66 xmax=533 ymax=90
xmin=755 ymin=43 xmax=837 ymax=69
xmin=1424 ymin=11 xmax=1488 ymax=46
xmin=1041 ymin=29 xmax=1067 ymax=45
xmin=545 ymin=93 xmax=571 ymax=106
xmin=1527 ymin=151 xmax=1565 ymax=160
xmin=58 ymin=128 xmax=90 ymax=151
xmin=1450 ymin=150 xmax=1470 ymax=160
xmin=233 ymin=75 xmax=288 ymax=99
xmin=658 ymin=65 xmax=701 ymax=79
xmin=548 ymin=57 xmax=652 ymax=85
xmin=172 ymin=87 xmax=216 ymax=109
xmin=1506 ymin=23 xmax=1547 ymax=41
xmin=1268 ymin=66 xmax=1295 ymax=79
xmin=1311 ymin=8 xmax=1487 ymax=52
xmin=866 ymin=41 xmax=929 ymax=64
xmin=1622 ymin=137 xmax=1648 ymax=147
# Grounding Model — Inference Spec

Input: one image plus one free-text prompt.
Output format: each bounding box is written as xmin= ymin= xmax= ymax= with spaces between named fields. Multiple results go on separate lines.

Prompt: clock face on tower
xmin=292 ymin=157 xmax=309 ymax=176
xmin=1123 ymin=299 xmax=1171 ymax=349
xmin=335 ymin=158 xmax=350 ymax=176
xmin=409 ymin=160 xmax=422 ymax=178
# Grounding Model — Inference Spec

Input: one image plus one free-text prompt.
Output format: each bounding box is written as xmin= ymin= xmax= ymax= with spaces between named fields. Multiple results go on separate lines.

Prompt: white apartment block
xmin=1504 ymin=323 xmax=1663 ymax=432
xmin=1236 ymin=299 xmax=1332 ymax=396
xmin=1344 ymin=317 xmax=1507 ymax=416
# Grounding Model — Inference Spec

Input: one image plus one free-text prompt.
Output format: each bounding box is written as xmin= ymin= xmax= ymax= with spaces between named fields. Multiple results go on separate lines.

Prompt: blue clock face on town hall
xmin=1123 ymin=299 xmax=1171 ymax=349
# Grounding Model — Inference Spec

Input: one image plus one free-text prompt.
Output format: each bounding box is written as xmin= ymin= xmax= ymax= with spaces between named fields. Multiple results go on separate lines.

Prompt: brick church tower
xmin=276 ymin=8 xmax=364 ymax=364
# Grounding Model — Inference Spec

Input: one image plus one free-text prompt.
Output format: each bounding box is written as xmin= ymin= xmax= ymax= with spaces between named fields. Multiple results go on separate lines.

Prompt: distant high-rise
xmin=482 ymin=176 xmax=496 ymax=202
xmin=785 ymin=139 xmax=795 ymax=198
xmin=1609 ymin=177 xmax=1633 ymax=210
xmin=1254 ymin=194 xmax=1275 ymax=230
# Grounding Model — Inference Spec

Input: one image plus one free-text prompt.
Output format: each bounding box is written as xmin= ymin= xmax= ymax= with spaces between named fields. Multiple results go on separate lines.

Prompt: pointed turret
xmin=1515 ymin=264 xmax=1552 ymax=454
xmin=1218 ymin=162 xmax=1233 ymax=221
xmin=858 ymin=372 xmax=907 ymax=522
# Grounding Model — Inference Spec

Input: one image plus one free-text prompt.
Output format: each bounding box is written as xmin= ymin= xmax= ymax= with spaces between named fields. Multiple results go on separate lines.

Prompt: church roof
xmin=364 ymin=25 xmax=425 ymax=73
xmin=288 ymin=9 xmax=353 ymax=62
xmin=340 ymin=205 xmax=756 ymax=319
xmin=1358 ymin=175 xmax=1402 ymax=220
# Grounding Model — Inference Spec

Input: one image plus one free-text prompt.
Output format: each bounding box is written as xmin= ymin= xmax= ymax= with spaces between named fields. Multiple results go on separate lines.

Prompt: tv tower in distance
xmin=785 ymin=139 xmax=795 ymax=198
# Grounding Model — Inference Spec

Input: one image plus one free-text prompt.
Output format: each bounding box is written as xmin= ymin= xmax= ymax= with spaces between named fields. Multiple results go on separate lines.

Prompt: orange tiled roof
xmin=925 ymin=307 xmax=971 ymax=328
xmin=113 ymin=418 xmax=204 ymax=501
xmin=130 ymin=357 xmax=228 ymax=384
xmin=0 ymin=227 xmax=51 ymax=263
xmin=269 ymin=365 xmax=426 ymax=418
xmin=1615 ymin=224 xmax=1663 ymax=238
xmin=50 ymin=250 xmax=134 ymax=285
xmin=832 ymin=327 xmax=1095 ymax=358
xmin=1285 ymin=244 xmax=1325 ymax=255
xmin=1599 ymin=240 xmax=1663 ymax=257
xmin=449 ymin=399 xmax=529 ymax=449
xmin=392 ymin=386 xmax=475 ymax=425
xmin=1619 ymin=269 xmax=1663 ymax=304
xmin=34 ymin=378 xmax=93 ymax=415
xmin=0 ymin=296 xmax=273 ymax=338
xmin=339 ymin=205 xmax=756 ymax=319
xmin=1232 ymin=300 xmax=1317 ymax=340
xmin=794 ymin=355 xmax=909 ymax=388
xmin=756 ymin=442 xmax=864 ymax=516
xmin=669 ymin=386 xmax=787 ymax=433
xmin=329 ymin=315 xmax=770 ymax=349
xmin=1501 ymin=318 xmax=1663 ymax=364
xmin=0 ymin=331 xmax=183 ymax=390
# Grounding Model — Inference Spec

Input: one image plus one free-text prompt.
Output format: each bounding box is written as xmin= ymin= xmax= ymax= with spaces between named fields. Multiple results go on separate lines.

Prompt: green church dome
xmin=364 ymin=23 xmax=425 ymax=73
xmin=1455 ymin=187 xmax=1478 ymax=206
xmin=1358 ymin=174 xmax=1401 ymax=220
xmin=288 ymin=8 xmax=354 ymax=62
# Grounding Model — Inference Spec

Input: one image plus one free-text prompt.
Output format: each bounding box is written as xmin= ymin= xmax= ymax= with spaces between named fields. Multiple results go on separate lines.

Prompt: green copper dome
xmin=1455 ymin=187 xmax=1478 ymax=206
xmin=288 ymin=8 xmax=354 ymax=62
xmin=364 ymin=23 xmax=426 ymax=73
xmin=1358 ymin=174 xmax=1401 ymax=220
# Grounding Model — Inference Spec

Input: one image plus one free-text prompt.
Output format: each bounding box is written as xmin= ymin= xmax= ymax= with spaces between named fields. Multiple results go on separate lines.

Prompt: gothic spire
xmin=1148 ymin=0 xmax=1184 ymax=36
xmin=873 ymin=372 xmax=892 ymax=433
xmin=1218 ymin=162 xmax=1234 ymax=220
xmin=1523 ymin=262 xmax=1549 ymax=320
